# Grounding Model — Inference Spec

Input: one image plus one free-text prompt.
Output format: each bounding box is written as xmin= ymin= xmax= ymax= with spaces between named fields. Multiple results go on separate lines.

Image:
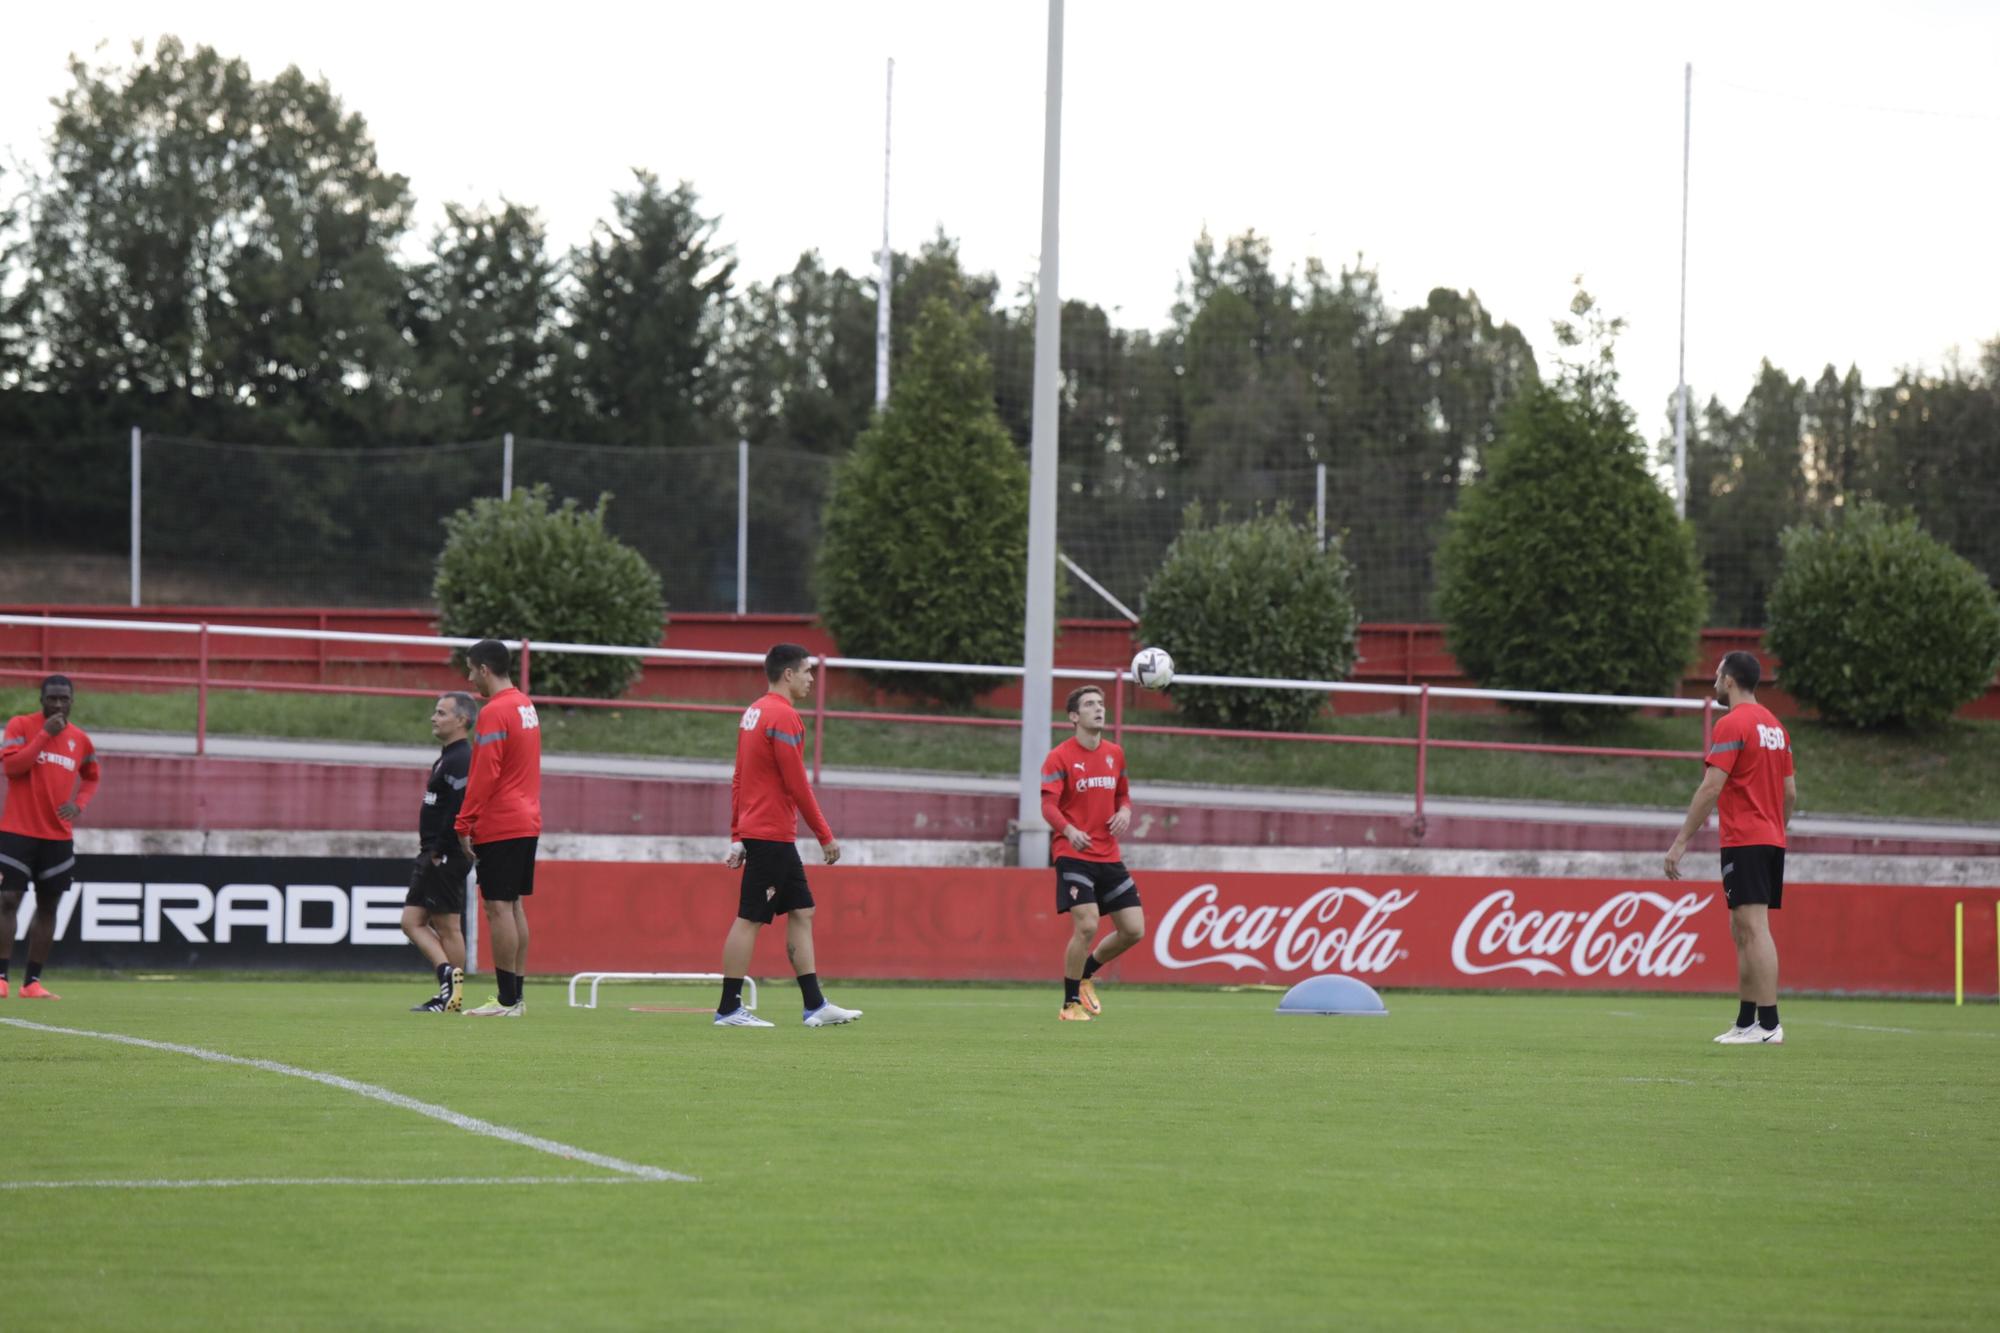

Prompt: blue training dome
xmin=1275 ymin=974 xmax=1389 ymax=1016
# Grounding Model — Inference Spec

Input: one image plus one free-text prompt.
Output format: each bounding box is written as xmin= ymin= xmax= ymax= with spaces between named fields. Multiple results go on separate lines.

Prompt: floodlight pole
xmin=1674 ymin=62 xmax=1692 ymax=518
xmin=876 ymin=58 xmax=894 ymax=410
xmin=1015 ymin=0 xmax=1064 ymax=868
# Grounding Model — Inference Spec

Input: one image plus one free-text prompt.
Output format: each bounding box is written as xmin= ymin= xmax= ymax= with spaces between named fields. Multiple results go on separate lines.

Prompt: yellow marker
xmin=1954 ymin=901 xmax=1964 ymax=1007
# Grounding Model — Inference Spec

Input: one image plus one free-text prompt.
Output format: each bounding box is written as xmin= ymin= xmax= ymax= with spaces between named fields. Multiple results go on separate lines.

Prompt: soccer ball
xmin=1131 ymin=646 xmax=1175 ymax=691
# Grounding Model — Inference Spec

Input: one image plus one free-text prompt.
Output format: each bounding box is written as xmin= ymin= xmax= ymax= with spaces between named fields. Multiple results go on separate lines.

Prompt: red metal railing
xmin=0 ymin=614 xmax=1725 ymax=829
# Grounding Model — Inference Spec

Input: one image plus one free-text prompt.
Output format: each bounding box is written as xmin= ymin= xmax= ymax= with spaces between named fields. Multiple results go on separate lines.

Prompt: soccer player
xmin=1041 ymin=683 xmax=1144 ymax=1022
xmin=1664 ymin=650 xmax=1797 ymax=1046
xmin=0 ymin=675 xmax=100 ymax=999
xmin=455 ymin=640 xmax=542 ymax=1018
xmin=404 ymin=692 xmax=475 ymax=1013
xmin=714 ymin=643 xmax=861 ymax=1028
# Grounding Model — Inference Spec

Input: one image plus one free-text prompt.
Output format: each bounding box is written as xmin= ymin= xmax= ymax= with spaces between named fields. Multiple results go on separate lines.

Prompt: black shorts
xmin=473 ymin=836 xmax=539 ymax=902
xmin=738 ymin=839 xmax=814 ymax=923
xmin=1722 ymin=845 xmax=1785 ymax=910
xmin=1054 ymin=857 xmax=1141 ymax=914
xmin=406 ymin=853 xmax=471 ymax=914
xmin=0 ymin=832 xmax=75 ymax=899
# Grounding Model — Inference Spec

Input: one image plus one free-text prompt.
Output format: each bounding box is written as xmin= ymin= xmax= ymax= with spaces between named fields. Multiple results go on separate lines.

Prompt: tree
xmin=1435 ymin=289 xmax=1705 ymax=728
xmin=0 ymin=166 xmax=25 ymax=391
xmin=1139 ymin=507 xmax=1360 ymax=732
xmin=434 ymin=485 xmax=666 ymax=699
xmin=557 ymin=173 xmax=734 ymax=445
xmin=815 ymin=299 xmax=1028 ymax=705
xmin=17 ymin=38 xmax=417 ymax=443
xmin=1685 ymin=361 xmax=1811 ymax=626
xmin=728 ymin=250 xmax=878 ymax=453
xmin=1768 ymin=504 xmax=2000 ymax=728
xmin=1867 ymin=350 xmax=2000 ymax=587
xmin=406 ymin=202 xmax=561 ymax=436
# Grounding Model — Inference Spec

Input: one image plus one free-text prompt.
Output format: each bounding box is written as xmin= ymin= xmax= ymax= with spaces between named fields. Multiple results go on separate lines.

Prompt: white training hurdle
xmin=567 ymin=972 xmax=758 ymax=1011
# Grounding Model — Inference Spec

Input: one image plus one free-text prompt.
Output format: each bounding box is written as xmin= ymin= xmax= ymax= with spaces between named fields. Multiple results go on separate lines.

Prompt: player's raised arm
xmin=0 ymin=716 xmax=48 ymax=777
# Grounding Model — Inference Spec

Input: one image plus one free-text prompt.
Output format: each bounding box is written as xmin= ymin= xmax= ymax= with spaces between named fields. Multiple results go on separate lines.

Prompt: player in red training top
xmin=0 ymin=675 xmax=101 ymax=999
xmin=455 ymin=639 xmax=542 ymax=1017
xmin=1041 ymin=684 xmax=1143 ymax=1022
xmin=713 ymin=643 xmax=861 ymax=1029
xmin=1665 ymin=650 xmax=1798 ymax=1046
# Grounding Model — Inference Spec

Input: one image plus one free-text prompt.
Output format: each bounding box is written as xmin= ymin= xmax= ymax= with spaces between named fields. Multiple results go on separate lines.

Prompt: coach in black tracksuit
xmin=402 ymin=691 xmax=476 ymax=1013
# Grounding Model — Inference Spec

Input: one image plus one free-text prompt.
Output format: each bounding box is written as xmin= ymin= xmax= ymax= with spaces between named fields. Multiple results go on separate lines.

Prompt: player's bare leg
xmin=1062 ymin=905 xmax=1100 ymax=1019
xmin=721 ymin=916 xmax=759 ymax=978
xmin=482 ymin=897 xmax=519 ymax=974
xmin=402 ymin=905 xmax=450 ymax=969
xmin=787 ymin=906 xmax=860 ymax=1026
xmin=0 ymin=889 xmax=20 ymax=997
xmin=1079 ymin=904 xmax=1144 ymax=1016
xmin=1718 ymin=905 xmax=1782 ymax=1044
xmin=511 ymin=900 xmax=529 ymax=985
xmin=714 ymin=917 xmax=774 ymax=1026
xmin=466 ymin=896 xmax=524 ymax=1015
xmin=785 ymin=906 xmax=817 ymax=977
xmin=402 ymin=907 xmax=464 ymax=1012
xmin=18 ymin=895 xmax=61 ymax=997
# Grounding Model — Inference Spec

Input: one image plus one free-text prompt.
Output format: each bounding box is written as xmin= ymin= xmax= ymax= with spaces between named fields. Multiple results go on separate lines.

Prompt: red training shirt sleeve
xmin=454 ymin=712 xmax=502 ymax=837
xmin=1115 ymin=753 xmax=1130 ymax=811
xmin=729 ymin=760 xmax=742 ymax=842
xmin=74 ymin=747 xmax=101 ymax=811
xmin=773 ymin=706 xmax=834 ymax=844
xmin=2 ymin=715 xmax=47 ymax=778
xmin=1039 ymin=747 xmax=1067 ymax=832
xmin=1705 ymin=713 xmax=1743 ymax=776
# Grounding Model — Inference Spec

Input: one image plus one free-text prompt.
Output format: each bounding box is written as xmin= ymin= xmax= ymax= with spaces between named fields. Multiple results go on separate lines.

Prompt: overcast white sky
xmin=6 ymin=1 xmax=1997 ymax=433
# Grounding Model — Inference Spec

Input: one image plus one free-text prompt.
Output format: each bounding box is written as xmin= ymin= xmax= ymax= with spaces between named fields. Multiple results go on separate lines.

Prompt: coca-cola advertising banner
xmin=522 ymin=864 xmax=2000 ymax=997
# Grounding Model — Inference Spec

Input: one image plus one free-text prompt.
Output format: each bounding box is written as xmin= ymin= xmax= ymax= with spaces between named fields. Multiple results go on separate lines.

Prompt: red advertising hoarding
xmin=511 ymin=864 xmax=2000 ymax=998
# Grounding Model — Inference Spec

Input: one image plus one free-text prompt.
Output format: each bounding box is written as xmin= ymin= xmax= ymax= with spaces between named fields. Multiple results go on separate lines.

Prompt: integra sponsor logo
xmin=15 ymin=882 xmax=412 ymax=946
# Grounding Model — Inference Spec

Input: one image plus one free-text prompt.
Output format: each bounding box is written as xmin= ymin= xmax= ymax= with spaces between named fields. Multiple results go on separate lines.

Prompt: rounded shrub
xmin=1767 ymin=504 xmax=2000 ymax=728
xmin=1434 ymin=387 xmax=1706 ymax=729
xmin=433 ymin=484 xmax=666 ymax=699
xmin=816 ymin=298 xmax=1028 ymax=706
xmin=1138 ymin=505 xmax=1360 ymax=732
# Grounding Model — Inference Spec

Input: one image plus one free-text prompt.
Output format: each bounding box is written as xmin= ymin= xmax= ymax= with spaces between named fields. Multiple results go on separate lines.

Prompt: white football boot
xmin=803 ymin=1001 xmax=863 ymax=1027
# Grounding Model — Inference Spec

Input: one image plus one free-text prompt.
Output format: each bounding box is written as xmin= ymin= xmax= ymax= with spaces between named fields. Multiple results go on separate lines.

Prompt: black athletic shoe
xmin=410 ymin=995 xmax=450 ymax=1013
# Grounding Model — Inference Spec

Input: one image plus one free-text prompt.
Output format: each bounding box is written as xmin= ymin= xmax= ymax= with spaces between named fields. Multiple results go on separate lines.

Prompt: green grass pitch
xmin=4 ymin=980 xmax=1997 ymax=1330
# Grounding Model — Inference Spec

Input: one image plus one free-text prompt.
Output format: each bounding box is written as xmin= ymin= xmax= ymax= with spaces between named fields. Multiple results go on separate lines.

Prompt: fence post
xmin=1112 ymin=669 xmax=1126 ymax=747
xmin=1701 ymin=697 xmax=1714 ymax=756
xmin=39 ymin=611 xmax=50 ymax=674
xmin=1315 ymin=461 xmax=1327 ymax=552
xmin=501 ymin=433 xmax=514 ymax=501
xmin=1412 ymin=684 xmax=1430 ymax=832
xmin=317 ymin=611 xmax=329 ymax=685
xmin=196 ymin=622 xmax=210 ymax=757
xmin=812 ymin=657 xmax=828 ymax=785
xmin=130 ymin=426 xmax=143 ymax=607
xmin=518 ymin=638 xmax=532 ymax=695
xmin=737 ymin=440 xmax=749 ymax=616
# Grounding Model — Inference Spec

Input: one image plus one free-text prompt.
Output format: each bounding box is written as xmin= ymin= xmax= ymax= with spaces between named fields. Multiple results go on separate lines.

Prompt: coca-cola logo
xmin=1154 ymin=884 xmax=1414 ymax=974
xmin=1450 ymin=889 xmax=1713 ymax=979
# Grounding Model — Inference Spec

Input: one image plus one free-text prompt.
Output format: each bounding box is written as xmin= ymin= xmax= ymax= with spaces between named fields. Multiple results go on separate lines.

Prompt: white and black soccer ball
xmin=1131 ymin=646 xmax=1175 ymax=691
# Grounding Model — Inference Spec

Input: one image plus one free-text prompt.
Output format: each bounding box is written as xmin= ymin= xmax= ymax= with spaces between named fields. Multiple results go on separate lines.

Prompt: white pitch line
xmin=1813 ymin=1020 xmax=1998 ymax=1039
xmin=1 ymin=1176 xmax=653 ymax=1192
xmin=0 ymin=1018 xmax=693 ymax=1183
